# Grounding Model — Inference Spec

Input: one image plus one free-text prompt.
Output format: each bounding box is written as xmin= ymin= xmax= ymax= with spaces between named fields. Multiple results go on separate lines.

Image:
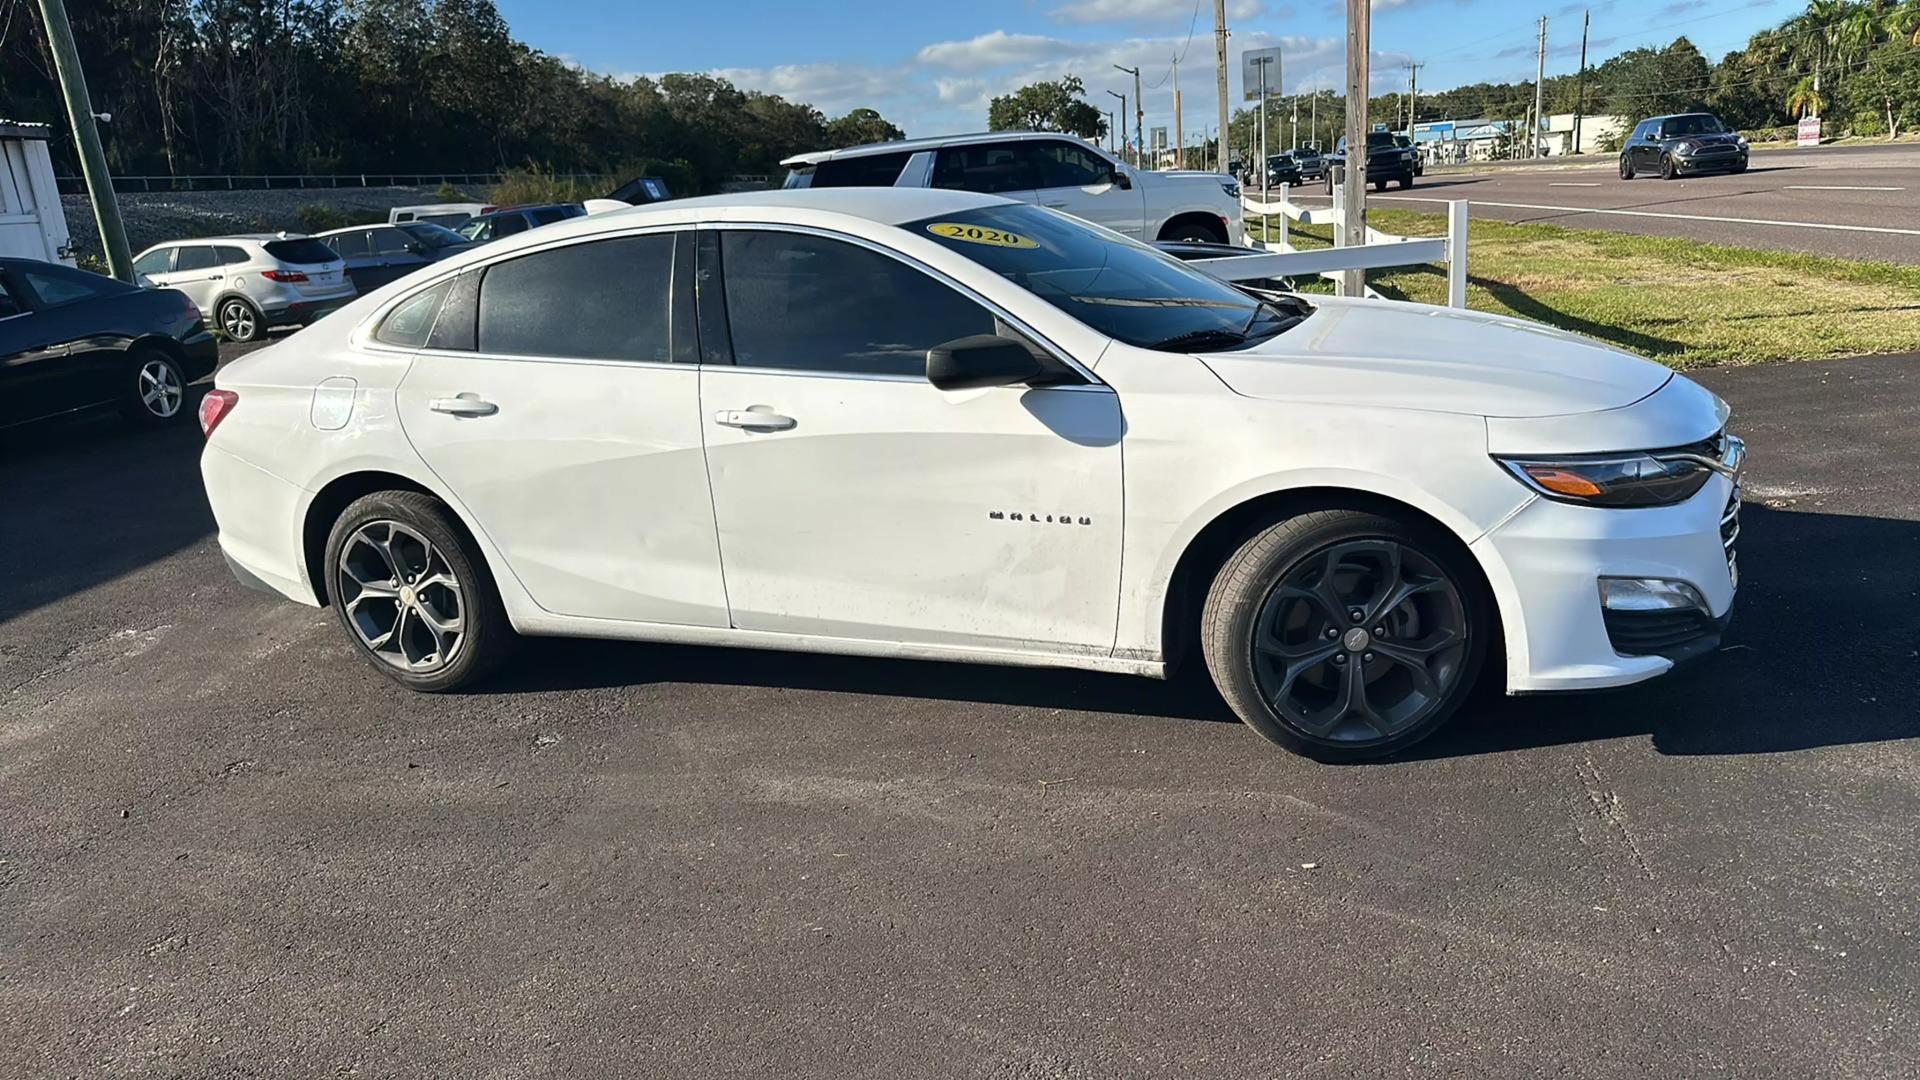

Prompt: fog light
xmin=1599 ymin=577 xmax=1708 ymax=613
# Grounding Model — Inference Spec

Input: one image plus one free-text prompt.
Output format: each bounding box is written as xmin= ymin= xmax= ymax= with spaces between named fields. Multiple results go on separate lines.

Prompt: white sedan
xmin=199 ymin=188 xmax=1742 ymax=760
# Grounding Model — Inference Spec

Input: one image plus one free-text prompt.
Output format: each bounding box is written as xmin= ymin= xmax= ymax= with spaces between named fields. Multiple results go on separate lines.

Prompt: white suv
xmin=783 ymin=131 xmax=1245 ymax=245
xmin=198 ymin=189 xmax=1742 ymax=761
xmin=133 ymin=234 xmax=356 ymax=343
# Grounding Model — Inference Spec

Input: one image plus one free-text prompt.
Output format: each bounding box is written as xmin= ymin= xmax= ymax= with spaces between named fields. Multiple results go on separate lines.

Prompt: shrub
xmin=297 ymin=203 xmax=350 ymax=232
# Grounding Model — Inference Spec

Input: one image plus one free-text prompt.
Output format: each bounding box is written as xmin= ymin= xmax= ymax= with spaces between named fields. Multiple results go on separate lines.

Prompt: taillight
xmin=261 ymin=269 xmax=308 ymax=283
xmin=199 ymin=389 xmax=238 ymax=436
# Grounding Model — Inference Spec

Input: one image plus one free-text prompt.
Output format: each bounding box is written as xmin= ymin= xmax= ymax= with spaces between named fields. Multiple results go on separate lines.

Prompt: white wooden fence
xmin=1204 ymin=185 xmax=1470 ymax=308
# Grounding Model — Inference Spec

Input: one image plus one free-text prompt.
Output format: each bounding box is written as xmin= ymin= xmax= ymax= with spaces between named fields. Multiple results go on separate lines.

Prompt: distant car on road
xmin=781 ymin=131 xmax=1244 ymax=244
xmin=1289 ymin=147 xmax=1329 ymax=182
xmin=0 ymin=256 xmax=217 ymax=430
xmin=455 ymin=204 xmax=587 ymax=244
xmin=315 ymin=222 xmax=475 ymax=293
xmin=1325 ymin=131 xmax=1417 ymax=192
xmin=132 ymin=234 xmax=355 ymax=344
xmin=1619 ymin=113 xmax=1748 ymax=180
xmin=1260 ymin=153 xmax=1305 ymax=189
xmin=199 ymin=187 xmax=1743 ymax=762
xmin=388 ymin=202 xmax=492 ymax=228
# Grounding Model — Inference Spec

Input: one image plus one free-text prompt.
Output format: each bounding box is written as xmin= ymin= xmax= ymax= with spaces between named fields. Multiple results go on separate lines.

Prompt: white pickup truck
xmin=782 ymin=131 xmax=1245 ymax=246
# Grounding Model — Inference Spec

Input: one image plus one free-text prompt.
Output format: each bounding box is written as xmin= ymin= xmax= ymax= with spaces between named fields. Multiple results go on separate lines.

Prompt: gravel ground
xmin=1 ymin=348 xmax=1916 ymax=1079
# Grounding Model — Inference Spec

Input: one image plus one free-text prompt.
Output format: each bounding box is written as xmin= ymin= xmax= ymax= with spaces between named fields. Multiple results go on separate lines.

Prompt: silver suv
xmin=132 ymin=234 xmax=356 ymax=343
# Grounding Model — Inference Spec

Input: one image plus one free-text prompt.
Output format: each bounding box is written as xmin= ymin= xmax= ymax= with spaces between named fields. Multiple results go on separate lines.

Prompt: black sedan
xmin=0 ymin=257 xmax=218 ymax=431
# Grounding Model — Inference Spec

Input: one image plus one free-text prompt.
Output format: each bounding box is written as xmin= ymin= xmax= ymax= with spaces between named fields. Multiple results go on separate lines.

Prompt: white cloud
xmin=1050 ymin=0 xmax=1264 ymax=26
xmin=917 ymin=31 xmax=1070 ymax=68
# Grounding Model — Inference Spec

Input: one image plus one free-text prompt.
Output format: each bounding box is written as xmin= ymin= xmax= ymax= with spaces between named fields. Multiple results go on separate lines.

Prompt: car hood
xmin=1194 ymin=296 xmax=1673 ymax=419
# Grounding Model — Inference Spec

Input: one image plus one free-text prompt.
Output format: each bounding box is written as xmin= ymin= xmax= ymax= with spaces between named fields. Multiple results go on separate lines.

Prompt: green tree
xmin=1847 ymin=37 xmax=1920 ymax=135
xmin=824 ymin=108 xmax=904 ymax=148
xmin=987 ymin=75 xmax=1105 ymax=139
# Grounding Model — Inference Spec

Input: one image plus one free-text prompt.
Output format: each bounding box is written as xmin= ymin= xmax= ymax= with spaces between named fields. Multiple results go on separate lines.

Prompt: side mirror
xmin=1110 ymin=168 xmax=1133 ymax=190
xmin=927 ymin=335 xmax=1044 ymax=391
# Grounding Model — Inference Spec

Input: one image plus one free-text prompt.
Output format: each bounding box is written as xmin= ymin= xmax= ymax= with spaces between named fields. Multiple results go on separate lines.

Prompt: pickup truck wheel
xmin=1160 ymin=221 xmax=1226 ymax=244
xmin=1199 ymin=509 xmax=1489 ymax=762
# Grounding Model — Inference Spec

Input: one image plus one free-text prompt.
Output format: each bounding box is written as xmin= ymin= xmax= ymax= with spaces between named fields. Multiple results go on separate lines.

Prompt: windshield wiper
xmin=1148 ymin=327 xmax=1250 ymax=352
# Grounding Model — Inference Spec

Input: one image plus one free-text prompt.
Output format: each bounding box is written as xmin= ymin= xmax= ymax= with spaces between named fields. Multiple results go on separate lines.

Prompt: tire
xmin=1398 ymin=174 xmax=1414 ymax=190
xmin=217 ymin=296 xmax=264 ymax=343
xmin=323 ymin=490 xmax=512 ymax=692
xmin=1199 ymin=509 xmax=1490 ymax=762
xmin=1160 ymin=221 xmax=1225 ymax=244
xmin=118 ymin=348 xmax=189 ymax=427
xmin=1660 ymin=154 xmax=1678 ymax=180
xmin=1619 ymin=155 xmax=1635 ymax=180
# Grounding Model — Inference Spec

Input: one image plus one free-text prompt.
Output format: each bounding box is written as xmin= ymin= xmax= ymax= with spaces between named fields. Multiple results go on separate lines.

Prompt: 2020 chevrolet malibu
xmin=199 ymin=188 xmax=1742 ymax=760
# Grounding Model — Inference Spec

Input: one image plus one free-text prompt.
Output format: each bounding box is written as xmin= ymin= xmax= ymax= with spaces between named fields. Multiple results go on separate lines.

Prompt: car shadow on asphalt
xmin=485 ymin=504 xmax=1919 ymax=761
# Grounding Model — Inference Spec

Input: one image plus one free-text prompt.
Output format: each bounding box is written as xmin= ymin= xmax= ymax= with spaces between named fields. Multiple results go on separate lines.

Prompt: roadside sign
xmin=1797 ymin=117 xmax=1822 ymax=147
xmin=1241 ymin=48 xmax=1283 ymax=101
xmin=1150 ymin=127 xmax=1168 ymax=151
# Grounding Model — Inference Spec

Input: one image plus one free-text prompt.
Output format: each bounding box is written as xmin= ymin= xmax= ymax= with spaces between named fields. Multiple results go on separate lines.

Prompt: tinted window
xmin=0 ymin=277 xmax=23 ymax=317
xmin=329 ymin=231 xmax=371 ymax=258
xmin=1660 ymin=114 xmax=1725 ymax=137
xmin=931 ymin=143 xmax=1036 ymax=194
xmin=492 ymin=215 xmax=529 ymax=238
xmin=419 ymin=212 xmax=471 ymax=228
xmin=175 ymin=246 xmax=218 ymax=272
xmin=477 ymin=234 xmax=674 ymax=362
xmin=372 ymin=228 xmax=413 ymax=254
xmin=398 ymin=222 xmax=467 ymax=248
xmin=1029 ymin=141 xmax=1111 ymax=188
xmin=133 ymin=248 xmax=172 ymax=276
xmin=528 ymin=207 xmax=567 ymax=226
xmin=216 ymin=246 xmax=250 ymax=265
xmin=719 ymin=230 xmax=995 ymax=376
xmin=457 ymin=219 xmax=488 ymax=241
xmin=811 ymin=152 xmax=914 ymax=188
xmin=23 ymin=266 xmax=116 ymax=307
xmin=375 ymin=279 xmax=452 ymax=348
xmin=264 ymin=238 xmax=339 ymax=264
xmin=911 ymin=204 xmax=1302 ymax=352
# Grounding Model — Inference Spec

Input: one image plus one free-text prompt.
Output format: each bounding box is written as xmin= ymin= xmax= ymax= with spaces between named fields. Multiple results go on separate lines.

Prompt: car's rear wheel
xmin=217 ymin=297 xmax=263 ymax=343
xmin=1200 ymin=509 xmax=1488 ymax=761
xmin=324 ymin=491 xmax=511 ymax=692
xmin=119 ymin=349 xmax=188 ymax=427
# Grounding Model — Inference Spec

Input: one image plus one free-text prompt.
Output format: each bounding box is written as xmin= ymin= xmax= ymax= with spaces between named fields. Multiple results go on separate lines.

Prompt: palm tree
xmin=1786 ymin=74 xmax=1827 ymax=119
xmin=1885 ymin=0 xmax=1920 ymax=44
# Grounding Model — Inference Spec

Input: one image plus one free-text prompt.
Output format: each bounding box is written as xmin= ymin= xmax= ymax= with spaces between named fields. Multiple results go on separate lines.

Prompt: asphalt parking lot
xmin=3 ymin=346 xmax=1917 ymax=1078
xmin=1297 ymin=143 xmax=1920 ymax=263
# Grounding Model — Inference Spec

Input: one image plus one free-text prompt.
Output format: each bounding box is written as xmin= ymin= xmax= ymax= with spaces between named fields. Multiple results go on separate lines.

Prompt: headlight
xmin=1737 ymin=137 xmax=1749 ymax=149
xmin=1674 ymin=139 xmax=1699 ymax=154
xmin=1495 ymin=452 xmax=1714 ymax=507
xmin=1221 ymin=181 xmax=1241 ymax=199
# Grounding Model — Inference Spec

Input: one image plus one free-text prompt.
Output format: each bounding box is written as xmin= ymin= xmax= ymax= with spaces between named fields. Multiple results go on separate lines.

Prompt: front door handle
xmin=714 ymin=408 xmax=796 ymax=431
xmin=429 ymin=393 xmax=498 ymax=417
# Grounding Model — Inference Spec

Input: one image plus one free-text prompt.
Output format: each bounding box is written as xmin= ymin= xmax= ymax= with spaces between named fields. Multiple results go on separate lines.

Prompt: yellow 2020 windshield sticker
xmin=926 ymin=222 xmax=1039 ymax=249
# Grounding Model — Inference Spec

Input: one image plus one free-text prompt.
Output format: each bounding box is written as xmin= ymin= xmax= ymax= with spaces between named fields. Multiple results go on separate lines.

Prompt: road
xmin=1297 ymin=142 xmax=1920 ymax=264
xmin=3 ymin=350 xmax=1918 ymax=1078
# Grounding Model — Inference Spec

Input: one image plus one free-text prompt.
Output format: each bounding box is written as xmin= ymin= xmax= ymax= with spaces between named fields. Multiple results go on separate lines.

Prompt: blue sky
xmin=496 ymin=0 xmax=1799 ymax=139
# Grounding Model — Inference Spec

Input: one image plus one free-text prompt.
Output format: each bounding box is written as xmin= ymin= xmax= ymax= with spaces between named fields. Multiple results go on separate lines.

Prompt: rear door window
xmin=216 ymin=246 xmax=251 ymax=265
xmin=0 ymin=275 xmax=25 ymax=317
xmin=264 ymin=238 xmax=340 ymax=264
xmin=810 ymin=152 xmax=914 ymax=188
xmin=372 ymin=228 xmax=413 ymax=254
xmin=492 ymin=215 xmax=529 ymax=238
xmin=529 ymin=207 xmax=567 ymax=226
xmin=1028 ymin=141 xmax=1111 ymax=189
xmin=476 ymin=233 xmax=675 ymax=362
xmin=329 ymin=231 xmax=371 ymax=258
xmin=931 ymin=142 xmax=1038 ymax=194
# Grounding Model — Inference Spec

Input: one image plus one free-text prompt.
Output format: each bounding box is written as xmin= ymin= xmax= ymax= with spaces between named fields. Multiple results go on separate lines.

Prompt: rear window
xmin=22 ymin=265 xmax=123 ymax=306
xmin=810 ymin=152 xmax=914 ymax=188
xmin=264 ymin=238 xmax=340 ymax=265
xmin=375 ymin=279 xmax=452 ymax=348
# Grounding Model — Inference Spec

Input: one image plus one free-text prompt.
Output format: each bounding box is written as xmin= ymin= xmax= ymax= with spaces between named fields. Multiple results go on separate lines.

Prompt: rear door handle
xmin=1042 ymin=201 xmax=1069 ymax=208
xmin=714 ymin=408 xmax=795 ymax=431
xmin=429 ymin=393 xmax=498 ymax=417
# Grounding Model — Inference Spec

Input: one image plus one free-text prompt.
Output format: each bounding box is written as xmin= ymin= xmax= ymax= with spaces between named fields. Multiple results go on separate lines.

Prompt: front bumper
xmin=1473 ymin=472 xmax=1739 ymax=693
xmin=1674 ymin=148 xmax=1747 ymax=172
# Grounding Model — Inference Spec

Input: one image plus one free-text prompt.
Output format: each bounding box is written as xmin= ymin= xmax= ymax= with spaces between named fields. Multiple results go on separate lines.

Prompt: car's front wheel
xmin=323 ymin=491 xmax=512 ymax=692
xmin=1200 ymin=509 xmax=1489 ymax=761
xmin=119 ymin=349 xmax=189 ymax=427
xmin=1660 ymin=154 xmax=1679 ymax=180
xmin=1619 ymin=155 xmax=1635 ymax=180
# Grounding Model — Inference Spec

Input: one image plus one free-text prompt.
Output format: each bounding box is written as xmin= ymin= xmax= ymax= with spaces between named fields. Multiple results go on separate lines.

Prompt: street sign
xmin=1241 ymin=48 xmax=1283 ymax=101
xmin=1797 ymin=117 xmax=1822 ymax=147
xmin=1150 ymin=126 xmax=1168 ymax=151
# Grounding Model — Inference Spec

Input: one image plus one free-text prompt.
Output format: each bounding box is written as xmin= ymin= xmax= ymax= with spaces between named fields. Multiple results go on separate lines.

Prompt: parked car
xmin=1619 ymin=113 xmax=1748 ymax=180
xmin=388 ymin=202 xmax=492 ymax=228
xmin=132 ymin=234 xmax=355 ymax=343
xmin=0 ymin=256 xmax=217 ymax=430
xmin=604 ymin=176 xmax=674 ymax=205
xmin=455 ymin=204 xmax=587 ymax=244
xmin=1324 ymin=131 xmax=1417 ymax=192
xmin=200 ymin=188 xmax=1743 ymax=762
xmin=1393 ymin=134 xmax=1425 ymax=176
xmin=315 ymin=222 xmax=475 ymax=293
xmin=781 ymin=131 xmax=1244 ymax=244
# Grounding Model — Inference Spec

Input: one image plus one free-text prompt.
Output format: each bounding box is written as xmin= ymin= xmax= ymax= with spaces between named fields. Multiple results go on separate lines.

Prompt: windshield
xmin=1661 ymin=114 xmax=1727 ymax=136
xmin=908 ymin=204 xmax=1308 ymax=352
xmin=398 ymin=222 xmax=468 ymax=248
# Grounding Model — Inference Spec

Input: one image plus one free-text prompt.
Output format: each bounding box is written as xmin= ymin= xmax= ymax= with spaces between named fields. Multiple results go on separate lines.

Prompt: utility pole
xmin=1107 ymin=110 xmax=1117 ymax=153
xmin=1310 ymin=87 xmax=1318 ymax=150
xmin=1105 ymin=89 xmax=1128 ymax=164
xmin=34 ymin=0 xmax=133 ymax=281
xmin=1115 ymin=64 xmax=1144 ymax=169
xmin=1249 ymin=52 xmax=1278 ymax=199
xmin=1214 ymin=0 xmax=1230 ymax=172
xmin=1532 ymin=16 xmax=1548 ymax=159
xmin=1572 ymin=10 xmax=1590 ymax=153
xmin=1408 ymin=61 xmax=1424 ymax=133
xmin=1173 ymin=56 xmax=1185 ymax=168
xmin=1291 ymin=96 xmax=1299 ymax=152
xmin=1340 ymin=0 xmax=1369 ymax=295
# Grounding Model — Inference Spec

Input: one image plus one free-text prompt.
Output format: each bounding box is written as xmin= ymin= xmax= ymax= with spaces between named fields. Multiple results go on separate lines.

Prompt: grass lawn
xmin=1249 ymin=210 xmax=1920 ymax=369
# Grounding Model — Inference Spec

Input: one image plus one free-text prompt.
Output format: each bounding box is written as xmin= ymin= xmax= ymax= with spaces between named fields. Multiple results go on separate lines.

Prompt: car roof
xmin=781 ymin=130 xmax=1101 ymax=168
xmin=599 ymin=187 xmax=1012 ymax=226
xmin=158 ymin=234 xmax=302 ymax=244
xmin=1644 ymin=113 xmax=1717 ymax=122
xmin=471 ymin=204 xmax=576 ymax=219
xmin=310 ymin=224 xmax=398 ymax=237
